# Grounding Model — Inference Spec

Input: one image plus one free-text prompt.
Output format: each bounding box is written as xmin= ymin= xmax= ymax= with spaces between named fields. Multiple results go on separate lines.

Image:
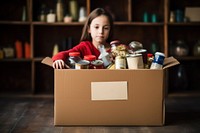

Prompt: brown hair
xmin=80 ymin=8 xmax=114 ymax=43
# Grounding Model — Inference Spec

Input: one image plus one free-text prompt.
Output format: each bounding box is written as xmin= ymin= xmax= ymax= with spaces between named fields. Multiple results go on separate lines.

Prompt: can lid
xmin=127 ymin=53 xmax=142 ymax=57
xmin=69 ymin=52 xmax=80 ymax=57
xmin=84 ymin=55 xmax=96 ymax=61
xmin=155 ymin=52 xmax=165 ymax=57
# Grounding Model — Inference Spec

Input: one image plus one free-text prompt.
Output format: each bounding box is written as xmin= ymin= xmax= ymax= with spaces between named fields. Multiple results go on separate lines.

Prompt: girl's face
xmin=88 ymin=15 xmax=111 ymax=47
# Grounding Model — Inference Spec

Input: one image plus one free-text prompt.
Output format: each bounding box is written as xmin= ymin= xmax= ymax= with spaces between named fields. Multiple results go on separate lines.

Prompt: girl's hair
xmin=80 ymin=8 xmax=114 ymax=43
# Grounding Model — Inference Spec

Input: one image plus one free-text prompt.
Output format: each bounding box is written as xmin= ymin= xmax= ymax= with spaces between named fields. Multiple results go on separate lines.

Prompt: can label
xmin=153 ymin=53 xmax=165 ymax=65
xmin=115 ymin=56 xmax=126 ymax=69
xmin=150 ymin=52 xmax=165 ymax=69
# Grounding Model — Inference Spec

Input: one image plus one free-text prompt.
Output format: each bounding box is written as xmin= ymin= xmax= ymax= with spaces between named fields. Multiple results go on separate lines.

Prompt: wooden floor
xmin=0 ymin=94 xmax=200 ymax=133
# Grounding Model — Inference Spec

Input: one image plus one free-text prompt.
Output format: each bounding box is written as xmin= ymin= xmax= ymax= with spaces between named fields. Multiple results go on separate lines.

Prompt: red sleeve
xmin=52 ymin=41 xmax=100 ymax=62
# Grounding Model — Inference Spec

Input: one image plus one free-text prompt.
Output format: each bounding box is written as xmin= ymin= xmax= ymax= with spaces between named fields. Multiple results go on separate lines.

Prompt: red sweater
xmin=52 ymin=41 xmax=100 ymax=62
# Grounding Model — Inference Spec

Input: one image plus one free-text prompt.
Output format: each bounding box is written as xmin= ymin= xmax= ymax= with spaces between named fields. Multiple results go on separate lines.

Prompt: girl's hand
xmin=53 ymin=60 xmax=70 ymax=69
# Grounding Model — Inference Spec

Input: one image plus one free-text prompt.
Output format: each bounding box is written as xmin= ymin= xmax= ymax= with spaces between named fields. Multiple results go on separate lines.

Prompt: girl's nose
xmin=99 ymin=28 xmax=103 ymax=34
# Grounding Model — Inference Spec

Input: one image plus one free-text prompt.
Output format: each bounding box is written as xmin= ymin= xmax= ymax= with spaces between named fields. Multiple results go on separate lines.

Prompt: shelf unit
xmin=0 ymin=0 xmax=200 ymax=95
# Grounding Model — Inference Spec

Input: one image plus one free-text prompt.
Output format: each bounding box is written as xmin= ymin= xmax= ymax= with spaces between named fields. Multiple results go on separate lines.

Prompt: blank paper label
xmin=91 ymin=81 xmax=128 ymax=101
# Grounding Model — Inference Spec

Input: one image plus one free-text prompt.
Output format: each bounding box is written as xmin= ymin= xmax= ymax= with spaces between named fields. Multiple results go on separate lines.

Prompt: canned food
xmin=126 ymin=54 xmax=144 ymax=69
xmin=115 ymin=55 xmax=126 ymax=69
xmin=150 ymin=52 xmax=165 ymax=69
xmin=135 ymin=49 xmax=147 ymax=64
xmin=75 ymin=60 xmax=90 ymax=69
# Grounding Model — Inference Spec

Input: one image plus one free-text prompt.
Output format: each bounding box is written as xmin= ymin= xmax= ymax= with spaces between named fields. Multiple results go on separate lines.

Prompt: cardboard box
xmin=42 ymin=57 xmax=179 ymax=126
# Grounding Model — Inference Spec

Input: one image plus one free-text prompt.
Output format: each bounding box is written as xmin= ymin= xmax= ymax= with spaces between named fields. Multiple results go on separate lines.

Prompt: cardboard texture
xmin=41 ymin=56 xmax=179 ymax=126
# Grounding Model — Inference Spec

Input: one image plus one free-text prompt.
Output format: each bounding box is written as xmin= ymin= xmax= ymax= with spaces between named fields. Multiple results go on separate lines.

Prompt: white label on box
xmin=91 ymin=81 xmax=128 ymax=101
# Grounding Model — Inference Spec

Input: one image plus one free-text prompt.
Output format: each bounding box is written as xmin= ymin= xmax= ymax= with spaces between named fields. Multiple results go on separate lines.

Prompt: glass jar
xmin=84 ymin=55 xmax=96 ymax=69
xmin=68 ymin=52 xmax=82 ymax=69
xmin=110 ymin=40 xmax=120 ymax=58
xmin=173 ymin=40 xmax=189 ymax=57
xmin=145 ymin=53 xmax=153 ymax=69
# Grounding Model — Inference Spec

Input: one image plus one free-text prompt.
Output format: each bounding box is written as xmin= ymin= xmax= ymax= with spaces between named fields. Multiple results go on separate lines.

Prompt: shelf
xmin=32 ymin=21 xmax=85 ymax=26
xmin=0 ymin=58 xmax=32 ymax=62
xmin=168 ymin=22 xmax=200 ymax=26
xmin=0 ymin=21 xmax=31 ymax=25
xmin=114 ymin=22 xmax=164 ymax=26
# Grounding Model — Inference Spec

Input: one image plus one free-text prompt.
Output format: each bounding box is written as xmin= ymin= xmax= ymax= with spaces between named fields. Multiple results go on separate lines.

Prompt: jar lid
xmin=84 ymin=55 xmax=96 ymax=61
xmin=147 ymin=53 xmax=153 ymax=57
xmin=69 ymin=52 xmax=80 ymax=57
xmin=110 ymin=40 xmax=120 ymax=45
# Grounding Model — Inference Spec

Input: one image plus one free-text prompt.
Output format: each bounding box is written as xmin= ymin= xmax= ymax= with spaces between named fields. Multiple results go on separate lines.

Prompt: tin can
xmin=115 ymin=55 xmax=126 ymax=69
xmin=75 ymin=60 xmax=89 ymax=69
xmin=150 ymin=52 xmax=165 ymax=69
xmin=126 ymin=54 xmax=144 ymax=69
xmin=135 ymin=49 xmax=147 ymax=64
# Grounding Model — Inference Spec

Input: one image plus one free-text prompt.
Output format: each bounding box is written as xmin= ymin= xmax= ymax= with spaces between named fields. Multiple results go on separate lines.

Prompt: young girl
xmin=52 ymin=8 xmax=114 ymax=69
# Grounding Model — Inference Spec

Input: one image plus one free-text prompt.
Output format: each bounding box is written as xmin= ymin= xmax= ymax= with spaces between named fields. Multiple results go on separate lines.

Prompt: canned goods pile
xmin=67 ymin=40 xmax=165 ymax=69
xmin=108 ymin=40 xmax=165 ymax=70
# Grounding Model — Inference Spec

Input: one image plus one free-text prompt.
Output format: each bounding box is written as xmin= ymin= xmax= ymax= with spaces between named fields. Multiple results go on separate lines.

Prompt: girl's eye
xmin=94 ymin=26 xmax=99 ymax=29
xmin=104 ymin=27 xmax=110 ymax=30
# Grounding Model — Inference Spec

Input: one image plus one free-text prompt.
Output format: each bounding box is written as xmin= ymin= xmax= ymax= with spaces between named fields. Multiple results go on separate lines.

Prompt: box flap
xmin=163 ymin=56 xmax=180 ymax=69
xmin=41 ymin=57 xmax=53 ymax=67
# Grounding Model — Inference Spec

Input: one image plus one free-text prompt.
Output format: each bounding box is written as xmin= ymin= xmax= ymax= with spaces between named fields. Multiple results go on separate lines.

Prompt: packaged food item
xmin=115 ymin=55 xmax=126 ymax=69
xmin=150 ymin=52 xmax=165 ymax=69
xmin=68 ymin=52 xmax=82 ymax=69
xmin=145 ymin=53 xmax=154 ymax=69
xmin=110 ymin=40 xmax=120 ymax=57
xmin=98 ymin=45 xmax=112 ymax=67
xmin=126 ymin=54 xmax=144 ymax=69
xmin=75 ymin=60 xmax=89 ymax=69
xmin=84 ymin=55 xmax=96 ymax=69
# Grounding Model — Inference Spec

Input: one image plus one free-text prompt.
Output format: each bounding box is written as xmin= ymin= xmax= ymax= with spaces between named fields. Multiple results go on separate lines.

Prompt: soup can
xmin=126 ymin=54 xmax=144 ymax=69
xmin=150 ymin=52 xmax=165 ymax=69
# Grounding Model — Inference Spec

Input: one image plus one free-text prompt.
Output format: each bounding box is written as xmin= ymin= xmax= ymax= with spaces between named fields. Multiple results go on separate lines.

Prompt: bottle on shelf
xmin=56 ymin=0 xmax=64 ymax=22
xmin=69 ymin=0 xmax=78 ymax=21
xmin=47 ymin=9 xmax=56 ymax=23
xmin=78 ymin=7 xmax=87 ymax=22
xmin=22 ymin=6 xmax=27 ymax=21
xmin=39 ymin=4 xmax=47 ymax=22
